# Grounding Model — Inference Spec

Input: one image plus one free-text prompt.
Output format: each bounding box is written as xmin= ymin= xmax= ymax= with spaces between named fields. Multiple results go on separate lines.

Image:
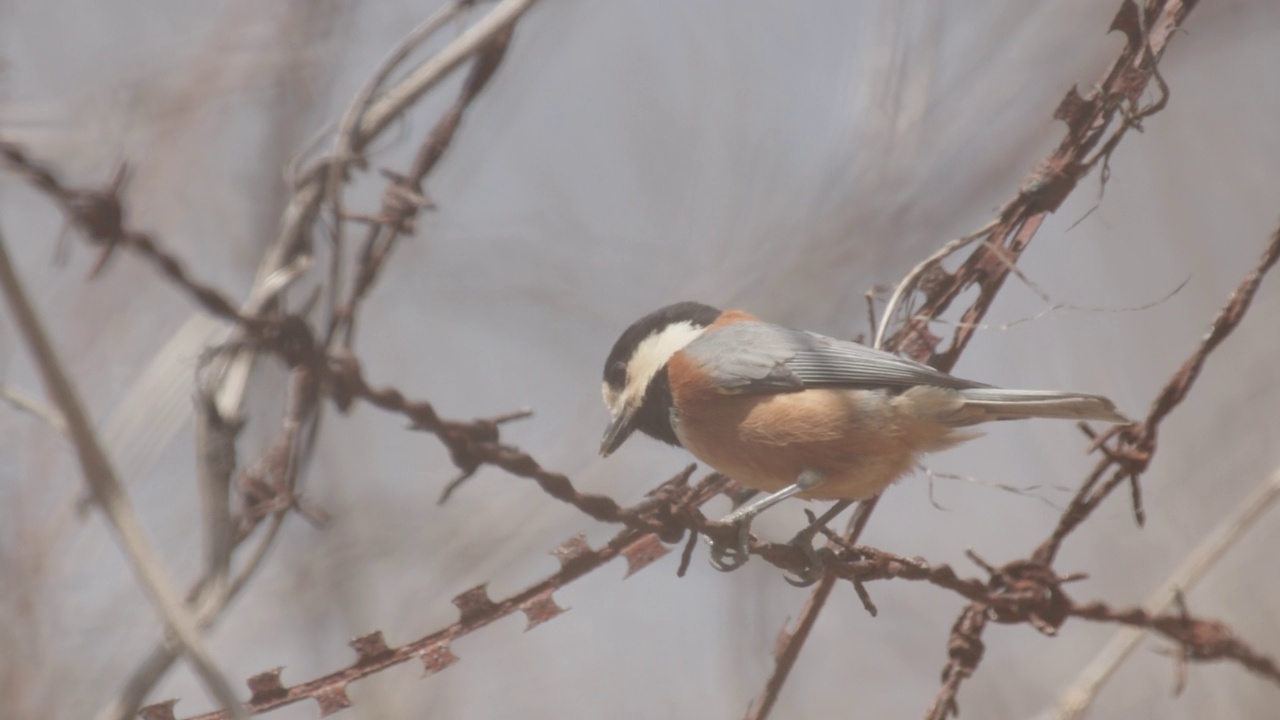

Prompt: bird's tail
xmin=954 ymin=388 xmax=1129 ymax=425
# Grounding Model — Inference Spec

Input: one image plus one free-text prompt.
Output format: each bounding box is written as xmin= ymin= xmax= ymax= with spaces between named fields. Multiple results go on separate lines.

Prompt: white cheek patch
xmin=602 ymin=381 xmax=617 ymax=410
xmin=624 ymin=321 xmax=706 ymax=404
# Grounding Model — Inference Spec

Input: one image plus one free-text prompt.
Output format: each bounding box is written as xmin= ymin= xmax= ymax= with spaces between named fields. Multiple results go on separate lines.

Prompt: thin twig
xmin=99 ymin=369 xmax=321 ymax=720
xmin=95 ymin=516 xmax=287 ymax=720
xmin=356 ymin=0 xmax=539 ymax=142
xmin=194 ymin=375 xmax=239 ymax=615
xmin=0 ymin=382 xmax=68 ymax=434
xmin=872 ymin=219 xmax=999 ymax=349
xmin=322 ymin=0 xmax=473 ymax=329
xmin=744 ymin=573 xmax=839 ymax=720
xmin=330 ymin=17 xmax=519 ymax=349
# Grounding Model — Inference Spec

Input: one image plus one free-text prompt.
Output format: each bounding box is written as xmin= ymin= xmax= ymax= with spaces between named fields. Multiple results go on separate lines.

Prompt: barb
xmin=906 ymin=0 xmax=1203 ymax=713
xmin=328 ymin=18 xmax=519 ymax=349
xmin=753 ymin=1 xmax=1202 ymax=714
xmin=1050 ymin=466 xmax=1280 ymax=719
xmin=1035 ymin=225 xmax=1280 ymax=566
xmin=142 ymin=470 xmax=726 ymax=720
xmin=1070 ymin=600 xmax=1280 ymax=688
xmin=321 ymin=0 xmax=475 ymax=327
xmin=885 ymin=0 xmax=1197 ymax=369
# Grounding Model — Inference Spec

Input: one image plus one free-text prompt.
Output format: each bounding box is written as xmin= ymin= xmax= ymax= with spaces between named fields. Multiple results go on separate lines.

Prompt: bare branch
xmin=0 ymin=227 xmax=245 ymax=718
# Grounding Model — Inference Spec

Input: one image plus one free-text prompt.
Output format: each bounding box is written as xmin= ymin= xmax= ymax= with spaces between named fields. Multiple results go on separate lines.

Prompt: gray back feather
xmin=681 ymin=322 xmax=987 ymax=393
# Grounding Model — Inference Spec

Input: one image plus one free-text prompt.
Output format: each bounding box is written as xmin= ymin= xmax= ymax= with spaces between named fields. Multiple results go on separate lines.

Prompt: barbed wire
xmin=3 ymin=0 xmax=1277 ymax=718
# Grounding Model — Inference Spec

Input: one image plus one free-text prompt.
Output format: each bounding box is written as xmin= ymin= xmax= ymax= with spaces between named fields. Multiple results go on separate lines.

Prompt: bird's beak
xmin=600 ymin=404 xmax=639 ymax=457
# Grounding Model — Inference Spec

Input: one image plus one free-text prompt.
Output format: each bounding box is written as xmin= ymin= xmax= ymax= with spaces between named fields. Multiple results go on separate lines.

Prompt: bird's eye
xmin=606 ymin=360 xmax=628 ymax=388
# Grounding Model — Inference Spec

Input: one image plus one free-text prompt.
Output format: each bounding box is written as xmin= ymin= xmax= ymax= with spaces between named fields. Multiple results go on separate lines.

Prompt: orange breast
xmin=667 ymin=350 xmax=961 ymax=500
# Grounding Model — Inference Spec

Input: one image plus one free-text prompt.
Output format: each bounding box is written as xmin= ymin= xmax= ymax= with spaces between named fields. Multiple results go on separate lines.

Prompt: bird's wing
xmin=681 ymin=321 xmax=987 ymax=394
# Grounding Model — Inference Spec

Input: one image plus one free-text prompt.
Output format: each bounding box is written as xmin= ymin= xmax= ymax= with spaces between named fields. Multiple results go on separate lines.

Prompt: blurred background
xmin=1 ymin=1 xmax=1278 ymax=718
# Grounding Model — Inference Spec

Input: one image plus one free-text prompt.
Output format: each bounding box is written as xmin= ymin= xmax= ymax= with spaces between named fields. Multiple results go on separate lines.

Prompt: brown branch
xmin=744 ymin=499 xmax=876 ymax=720
xmin=745 ymin=574 xmax=839 ymax=720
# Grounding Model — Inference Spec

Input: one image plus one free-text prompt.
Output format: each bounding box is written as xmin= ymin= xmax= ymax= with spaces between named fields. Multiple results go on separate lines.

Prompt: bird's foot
xmin=782 ymin=523 xmax=827 ymax=587
xmin=706 ymin=516 xmax=753 ymax=572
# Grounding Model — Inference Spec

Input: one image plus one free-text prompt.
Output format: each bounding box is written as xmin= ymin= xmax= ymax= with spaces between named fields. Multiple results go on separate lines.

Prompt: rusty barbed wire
xmin=0 ymin=138 xmax=656 ymax=528
xmin=1070 ymin=597 xmax=1280 ymax=688
xmin=920 ymin=224 xmax=1280 ymax=718
xmin=5 ymin=0 xmax=1276 ymax=717
xmin=921 ymin=230 xmax=1280 ymax=717
xmin=1036 ymin=227 xmax=1280 ymax=566
xmin=3 ymin=13 xmax=550 ymax=720
xmin=138 ymin=468 xmax=725 ymax=720
xmin=753 ymin=0 xmax=1205 ymax=716
xmin=9 ymin=124 xmax=1279 ymax=714
xmin=326 ymin=23 xmax=516 ymax=350
xmin=25 ymin=160 xmax=1267 ymax=712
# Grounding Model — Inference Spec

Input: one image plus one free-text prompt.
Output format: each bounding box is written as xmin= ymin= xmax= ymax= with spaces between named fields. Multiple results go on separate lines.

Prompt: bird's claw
xmin=706 ymin=518 xmax=753 ymax=572
xmin=783 ymin=530 xmax=826 ymax=587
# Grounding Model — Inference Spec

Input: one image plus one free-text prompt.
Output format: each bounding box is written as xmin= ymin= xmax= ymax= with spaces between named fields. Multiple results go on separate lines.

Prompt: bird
xmin=599 ymin=301 xmax=1128 ymax=569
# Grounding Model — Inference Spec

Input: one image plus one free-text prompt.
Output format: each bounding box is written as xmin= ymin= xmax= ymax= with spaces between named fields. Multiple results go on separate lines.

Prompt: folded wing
xmin=682 ymin=321 xmax=987 ymax=394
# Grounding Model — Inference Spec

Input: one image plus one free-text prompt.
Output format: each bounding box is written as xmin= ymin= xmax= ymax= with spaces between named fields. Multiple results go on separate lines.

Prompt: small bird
xmin=600 ymin=301 xmax=1127 ymax=567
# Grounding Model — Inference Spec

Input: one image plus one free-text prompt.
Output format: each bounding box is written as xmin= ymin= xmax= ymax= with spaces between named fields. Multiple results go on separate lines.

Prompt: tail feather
xmin=955 ymin=388 xmax=1129 ymax=425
